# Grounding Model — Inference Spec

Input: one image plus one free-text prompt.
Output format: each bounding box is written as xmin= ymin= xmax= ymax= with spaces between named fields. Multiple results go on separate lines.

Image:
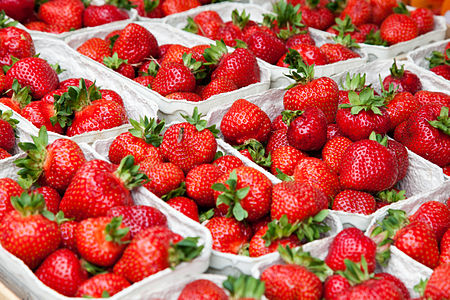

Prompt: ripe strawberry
xmin=271 ymin=181 xmax=328 ymax=223
xmin=152 ymin=62 xmax=196 ymax=96
xmin=59 ymin=156 xmax=147 ymax=221
xmin=424 ymin=263 xmax=450 ymax=299
xmin=370 ymin=0 xmax=396 ymax=25
xmin=383 ymin=61 xmax=422 ymax=94
xmin=38 ymin=0 xmax=84 ymax=31
xmin=166 ymin=196 xmax=199 ymax=222
xmin=410 ymin=7 xmax=434 ymax=35
xmin=200 ymin=77 xmax=237 ymax=100
xmin=112 ymin=23 xmax=160 ymax=64
xmin=0 ymin=26 xmax=35 ymax=66
xmin=0 ymin=0 xmax=34 ymax=23
xmin=285 ymin=33 xmax=316 ymax=48
xmin=266 ymin=128 xmax=289 ymax=153
xmin=327 ymin=123 xmax=344 ymax=140
xmin=270 ymin=145 xmax=307 ymax=176
xmin=409 ymin=201 xmax=450 ymax=242
xmin=374 ymin=273 xmax=410 ymax=299
xmin=215 ymin=22 xmax=243 ymax=47
xmin=245 ymin=31 xmax=286 ymax=65
xmin=0 ymin=192 xmax=60 ymax=269
xmin=277 ymin=45 xmax=328 ymax=67
xmin=415 ymin=90 xmax=450 ymax=107
xmin=131 ymin=0 xmax=163 ymax=18
xmin=160 ymin=109 xmax=217 ymax=173
xmin=185 ymin=13 xmax=223 ymax=39
xmin=340 ymin=0 xmax=372 ymax=26
xmin=430 ymin=64 xmax=450 ymax=80
xmin=160 ymin=44 xmax=190 ymax=65
xmin=114 ymin=226 xmax=202 ymax=283
xmin=0 ymin=109 xmax=17 ymax=152
xmin=5 ymin=57 xmax=59 ymax=99
xmin=35 ymin=249 xmax=88 ymax=297
xmin=384 ymin=90 xmax=420 ymax=131
xmin=141 ymin=161 xmax=185 ymax=198
xmin=59 ymin=220 xmax=78 ymax=254
xmin=161 ymin=0 xmax=200 ymax=16
xmin=221 ymin=99 xmax=271 ymax=145
xmin=30 ymin=186 xmax=60 ymax=214
xmin=325 ymin=227 xmax=377 ymax=273
xmin=77 ymin=38 xmax=112 ymax=63
xmin=59 ymin=78 xmax=94 ymax=90
xmin=380 ymin=13 xmax=418 ymax=45
xmin=24 ymin=21 xmax=48 ymax=32
xmin=299 ymin=0 xmax=334 ymax=30
xmin=394 ymin=221 xmax=440 ymax=269
xmin=41 ymin=88 xmax=68 ymax=104
xmin=0 ymin=79 xmax=33 ymax=113
xmin=322 ymin=136 xmax=353 ymax=174
xmin=324 ymin=274 xmax=351 ymax=299
xmin=0 ymin=178 xmax=23 ymax=221
xmin=185 ymin=164 xmax=222 ymax=207
xmin=338 ymin=272 xmax=405 ymax=299
xmin=319 ymin=42 xmax=360 ymax=64
xmin=401 ymin=105 xmax=450 ymax=167
xmin=332 ymin=190 xmax=376 ymax=215
xmin=0 ymin=148 xmax=11 ymax=159
xmin=179 ymin=279 xmax=227 ymax=299
xmin=283 ymin=63 xmax=339 ymax=124
xmin=21 ymin=100 xmax=64 ymax=134
xmin=285 ymin=107 xmax=328 ymax=151
xmin=75 ymin=273 xmax=130 ymax=298
xmin=213 ymin=155 xmax=244 ymax=174
xmin=205 ymin=216 xmax=250 ymax=254
xmin=103 ymin=53 xmax=135 ymax=79
xmin=83 ymin=4 xmax=128 ymax=28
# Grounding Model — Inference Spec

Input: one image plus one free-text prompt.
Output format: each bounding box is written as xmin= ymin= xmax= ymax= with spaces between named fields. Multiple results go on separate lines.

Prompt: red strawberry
xmin=160 ymin=44 xmax=190 ymax=65
xmin=59 ymin=220 xmax=78 ymax=254
xmin=141 ymin=161 xmax=185 ymax=198
xmin=200 ymin=77 xmax=237 ymax=100
xmin=0 ymin=0 xmax=34 ymax=23
xmin=38 ymin=0 xmax=84 ymax=31
xmin=107 ymin=205 xmax=167 ymax=238
xmin=285 ymin=33 xmax=316 ymax=48
xmin=0 ymin=148 xmax=11 ymax=159
xmin=131 ymin=0 xmax=163 ymax=18
xmin=245 ymin=31 xmax=286 ymax=65
xmin=166 ymin=92 xmax=202 ymax=102
xmin=152 ymin=62 xmax=196 ymax=96
xmin=103 ymin=53 xmax=135 ymax=79
xmin=166 ymin=196 xmax=199 ymax=222
xmin=59 ymin=78 xmax=94 ymax=90
xmin=424 ymin=263 xmax=450 ymax=299
xmin=83 ymin=5 xmax=128 ymax=28
xmin=319 ymin=42 xmax=360 ymax=64
xmin=30 ymin=186 xmax=60 ymax=214
xmin=221 ymin=99 xmax=271 ymax=145
xmin=278 ymin=45 xmax=328 ymax=67
xmin=0 ymin=79 xmax=33 ymax=113
xmin=0 ymin=109 xmax=17 ymax=152
xmin=112 ymin=23 xmax=159 ymax=64
xmin=375 ymin=273 xmax=410 ymax=299
xmin=386 ymin=138 xmax=409 ymax=182
xmin=0 ymin=26 xmax=35 ymax=66
xmin=299 ymin=0 xmax=334 ymax=30
xmin=370 ymin=0 xmax=396 ymax=25
xmin=332 ymin=190 xmax=376 ymax=215
xmin=340 ymin=0 xmax=372 ymax=26
xmin=185 ymin=164 xmax=222 ymax=207
xmin=325 ymin=227 xmax=377 ymax=273
xmin=380 ymin=13 xmax=418 ymax=45
xmin=0 ymin=192 xmax=60 ymax=269
xmin=384 ymin=90 xmax=420 ymax=131
xmin=431 ymin=64 xmax=450 ymax=80
xmin=35 ymin=249 xmax=88 ymax=297
xmin=75 ymin=273 xmax=130 ymax=298
xmin=322 ymin=136 xmax=353 ymax=174
xmin=409 ymin=201 xmax=450 ymax=242
xmin=266 ymin=128 xmax=290 ymax=154
xmin=77 ymin=38 xmax=112 ymax=63
xmin=215 ymin=22 xmax=243 ymax=47
xmin=160 ymin=109 xmax=217 ymax=173
xmin=383 ymin=60 xmax=422 ymax=94
xmin=0 ymin=178 xmax=23 ymax=221
xmin=25 ymin=21 xmax=48 ymax=32
xmin=205 ymin=216 xmax=250 ymax=254
xmin=213 ymin=155 xmax=244 ymax=174
xmin=178 ymin=279 xmax=227 ymax=300
xmin=270 ymin=145 xmax=307 ymax=176
xmin=59 ymin=156 xmax=147 ymax=221
xmin=161 ymin=0 xmax=200 ymax=16
xmin=410 ymin=7 xmax=434 ymax=35
xmin=271 ymin=114 xmax=288 ymax=131
xmin=21 ymin=100 xmax=64 ymax=134
xmin=327 ymin=123 xmax=344 ymax=140
xmin=324 ymin=274 xmax=351 ymax=299
xmin=415 ymin=90 xmax=450 ymax=107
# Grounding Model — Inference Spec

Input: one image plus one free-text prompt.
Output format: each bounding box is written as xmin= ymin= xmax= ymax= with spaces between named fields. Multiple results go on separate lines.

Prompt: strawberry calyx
xmin=340 ymin=73 xmax=368 ymax=92
xmin=50 ymin=63 xmax=65 ymax=75
xmin=182 ymin=53 xmax=207 ymax=80
xmin=184 ymin=17 xmax=199 ymax=34
xmin=168 ymin=237 xmax=204 ymax=268
xmin=103 ymin=53 xmax=129 ymax=71
xmin=108 ymin=35 xmax=120 ymax=49
xmin=333 ymin=32 xmax=360 ymax=49
xmin=143 ymin=0 xmax=159 ymax=13
xmin=305 ymin=0 xmax=320 ymax=9
xmin=114 ymin=155 xmax=149 ymax=190
xmin=181 ymin=107 xmax=219 ymax=136
xmin=379 ymin=75 xmax=398 ymax=101
xmin=367 ymin=209 xmax=409 ymax=266
xmin=275 ymin=168 xmax=294 ymax=181
xmin=9 ymin=79 xmax=32 ymax=109
xmin=43 ymin=210 xmax=74 ymax=225
xmin=10 ymin=191 xmax=46 ymax=217
xmin=199 ymin=208 xmax=215 ymax=223
xmin=336 ymin=256 xmax=374 ymax=285
xmin=139 ymin=60 xmax=159 ymax=77
xmin=296 ymin=209 xmax=330 ymax=243
xmin=277 ymin=245 xmax=333 ymax=281
xmin=203 ymin=40 xmax=228 ymax=66
xmin=14 ymin=126 xmax=48 ymax=189
xmin=368 ymin=132 xmax=388 ymax=147
xmin=51 ymin=79 xmax=102 ymax=129
xmin=0 ymin=10 xmax=19 ymax=28
xmin=281 ymin=109 xmax=303 ymax=127
xmin=339 ymin=88 xmax=386 ymax=116
xmin=364 ymin=30 xmax=388 ymax=46
xmin=332 ymin=16 xmax=358 ymax=35
xmin=105 ymin=216 xmax=130 ymax=245
xmin=326 ymin=0 xmax=346 ymax=14
xmin=231 ymin=9 xmax=251 ymax=30
xmin=81 ymin=259 xmax=108 ymax=275
xmin=426 ymin=49 xmax=450 ymax=69
xmin=104 ymin=0 xmax=136 ymax=10
xmin=413 ymin=279 xmax=428 ymax=297
xmin=223 ymin=274 xmax=266 ymax=300
xmin=392 ymin=2 xmax=410 ymax=15
xmin=376 ymin=189 xmax=406 ymax=204
xmin=262 ymin=0 xmax=304 ymax=31
xmin=262 ymin=215 xmax=301 ymax=247
xmin=212 ymin=169 xmax=250 ymax=221
xmin=277 ymin=26 xmax=308 ymax=41
xmin=389 ymin=59 xmax=405 ymax=79
xmin=129 ymin=116 xmax=164 ymax=147
xmin=285 ymin=53 xmax=315 ymax=87
xmin=429 ymin=106 xmax=450 ymax=135
xmin=234 ymin=139 xmax=272 ymax=168
xmin=0 ymin=108 xmax=19 ymax=131
xmin=162 ymin=182 xmax=186 ymax=201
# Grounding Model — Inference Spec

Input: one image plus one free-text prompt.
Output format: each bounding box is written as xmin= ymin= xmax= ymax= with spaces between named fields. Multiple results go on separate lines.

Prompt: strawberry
xmin=185 ymin=164 xmax=223 ymax=207
xmin=285 ymin=107 xmax=328 ymax=151
xmin=383 ymin=60 xmax=422 ymax=94
xmin=0 ymin=26 xmax=35 ymax=66
xmin=400 ymin=105 xmax=450 ymax=167
xmin=131 ymin=0 xmax=163 ymax=18
xmin=325 ymin=227 xmax=377 ymax=273
xmin=299 ymin=0 xmax=334 ymax=30
xmin=213 ymin=155 xmax=244 ymax=174
xmin=75 ymin=273 xmax=130 ymax=298
xmin=107 ymin=205 xmax=167 ymax=238
xmin=152 ymin=62 xmax=196 ymax=96
xmin=370 ymin=0 xmax=396 ymax=25
xmin=114 ymin=226 xmax=202 ymax=282
xmin=0 ymin=192 xmax=60 ymax=269
xmin=283 ymin=62 xmax=339 ymax=124
xmin=24 ymin=21 xmax=48 ymax=32
xmin=103 ymin=53 xmax=135 ymax=79
xmin=4 ymin=57 xmax=59 ymax=99
xmin=15 ymin=127 xmax=86 ymax=193
xmin=245 ymin=31 xmax=286 ymax=65
xmin=374 ymin=273 xmax=410 ymax=299
xmin=77 ymin=38 xmax=112 ymax=63
xmin=270 ymin=145 xmax=307 ymax=176
xmin=415 ymin=90 xmax=450 ymax=107
xmin=21 ymin=100 xmax=64 ymax=134
xmin=409 ymin=201 xmax=450 ymax=242
xmin=35 ymin=249 xmax=88 ymax=297
xmin=319 ymin=33 xmax=360 ymax=64
xmin=200 ymin=77 xmax=237 ymax=100
xmin=327 ymin=123 xmax=344 ymax=140
xmin=161 ymin=0 xmax=200 ymax=16
xmin=166 ymin=92 xmax=202 ymax=102
xmin=440 ymin=229 xmax=450 ymax=265
xmin=206 ymin=41 xmax=260 ymax=88
xmin=430 ymin=64 xmax=450 ymax=80
xmin=59 ymin=78 xmax=94 ymax=90
xmin=38 ymin=0 xmax=84 ymax=31
xmin=82 ymin=4 xmax=128 ymax=28
xmin=324 ymin=274 xmax=351 ymax=299
xmin=340 ymin=0 xmax=372 ymax=26
xmin=108 ymin=117 xmax=164 ymax=165
xmin=59 ymin=220 xmax=78 ymax=254
xmin=424 ymin=263 xmax=450 ymax=299
xmin=271 ymin=181 xmax=328 ymax=223
xmin=0 ymin=148 xmax=11 ymax=159
xmin=185 ymin=12 xmax=223 ymax=39
xmin=375 ymin=188 xmax=406 ymax=209
xmin=160 ymin=44 xmax=190 ymax=65
xmin=0 ymin=0 xmax=34 ymax=23
xmin=332 ymin=190 xmax=376 ymax=215
xmin=112 ymin=23 xmax=160 ymax=64
xmin=221 ymin=99 xmax=271 ymax=145
xmin=383 ymin=89 xmax=420 ymax=131
xmin=380 ymin=13 xmax=418 ymax=45
xmin=266 ymin=128 xmax=289 ymax=153
xmin=179 ymin=279 xmax=227 ymax=300
xmin=166 ymin=196 xmax=200 ymax=222
xmin=30 ymin=186 xmax=60 ymax=214
xmin=322 ymin=136 xmax=353 ymax=174
xmin=394 ymin=221 xmax=440 ymax=269
xmin=215 ymin=22 xmax=243 ymax=47
xmin=59 ymin=156 xmax=147 ymax=221
xmin=205 ymin=216 xmax=250 ymax=254
xmin=0 ymin=178 xmax=23 ymax=221
xmin=410 ymin=7 xmax=434 ymax=35
xmin=0 ymin=109 xmax=17 ymax=152
xmin=285 ymin=33 xmax=316 ymax=48
xmin=141 ymin=161 xmax=185 ymax=198
xmin=277 ymin=46 xmax=328 ymax=67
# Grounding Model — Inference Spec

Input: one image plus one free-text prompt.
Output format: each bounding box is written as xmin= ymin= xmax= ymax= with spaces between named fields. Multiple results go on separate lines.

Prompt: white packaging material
xmin=157 ymin=2 xmax=368 ymax=88
xmin=406 ymin=38 xmax=450 ymax=85
xmin=64 ymin=21 xmax=271 ymax=123
xmin=3 ymin=36 xmax=158 ymax=145
xmin=0 ymin=143 xmax=212 ymax=300
xmin=206 ymin=87 xmax=446 ymax=230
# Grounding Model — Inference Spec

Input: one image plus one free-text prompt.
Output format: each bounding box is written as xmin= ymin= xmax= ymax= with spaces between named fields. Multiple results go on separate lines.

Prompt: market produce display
xmin=0 ymin=0 xmax=449 ymax=299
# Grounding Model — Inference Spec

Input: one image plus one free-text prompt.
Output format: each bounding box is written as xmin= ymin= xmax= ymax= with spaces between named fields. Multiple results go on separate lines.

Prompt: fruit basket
xmin=0 ymin=36 xmax=159 ymax=145
xmin=205 ymin=87 xmax=446 ymax=230
xmin=64 ymin=21 xmax=271 ymax=122
xmin=0 ymin=140 xmax=212 ymax=300
xmin=159 ymin=1 xmax=369 ymax=88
